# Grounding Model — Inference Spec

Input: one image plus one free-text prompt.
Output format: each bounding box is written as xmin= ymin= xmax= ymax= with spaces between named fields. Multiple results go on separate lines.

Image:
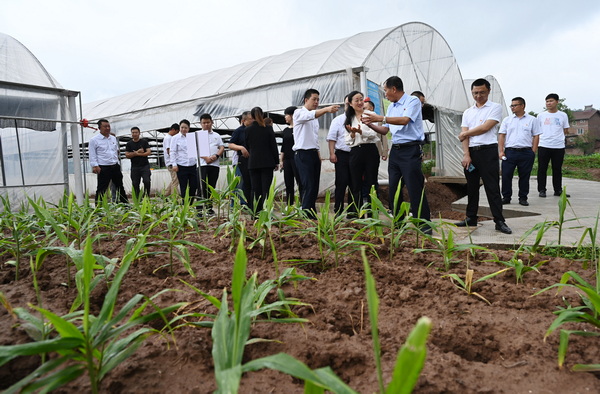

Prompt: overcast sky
xmin=2 ymin=0 xmax=599 ymax=112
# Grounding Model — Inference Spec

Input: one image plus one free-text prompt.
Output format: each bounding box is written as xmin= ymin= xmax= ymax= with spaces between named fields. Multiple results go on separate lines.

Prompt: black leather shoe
xmin=495 ymin=222 xmax=512 ymax=234
xmin=554 ymin=192 xmax=571 ymax=197
xmin=539 ymin=191 xmax=546 ymax=197
xmin=519 ymin=199 xmax=529 ymax=206
xmin=455 ymin=219 xmax=477 ymax=227
xmin=502 ymin=198 xmax=511 ymax=204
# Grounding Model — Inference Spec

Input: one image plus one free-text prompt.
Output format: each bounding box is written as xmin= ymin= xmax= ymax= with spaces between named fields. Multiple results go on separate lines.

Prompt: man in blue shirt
xmin=363 ymin=76 xmax=431 ymax=232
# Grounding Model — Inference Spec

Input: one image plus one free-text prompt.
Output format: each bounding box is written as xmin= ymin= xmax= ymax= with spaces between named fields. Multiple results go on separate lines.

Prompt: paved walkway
xmin=447 ymin=177 xmax=600 ymax=247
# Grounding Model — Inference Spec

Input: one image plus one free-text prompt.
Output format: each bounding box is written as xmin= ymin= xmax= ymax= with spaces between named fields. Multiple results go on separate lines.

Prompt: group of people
xmin=90 ymin=75 xmax=569 ymax=236
xmin=456 ymin=78 xmax=570 ymax=235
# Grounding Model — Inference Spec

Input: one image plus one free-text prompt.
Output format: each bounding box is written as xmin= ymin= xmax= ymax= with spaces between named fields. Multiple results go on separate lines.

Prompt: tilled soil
xmin=1 ymin=181 xmax=599 ymax=393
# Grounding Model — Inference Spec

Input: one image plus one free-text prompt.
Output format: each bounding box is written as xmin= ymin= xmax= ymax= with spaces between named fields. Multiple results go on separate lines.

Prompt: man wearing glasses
xmin=498 ymin=97 xmax=541 ymax=206
xmin=455 ymin=78 xmax=511 ymax=234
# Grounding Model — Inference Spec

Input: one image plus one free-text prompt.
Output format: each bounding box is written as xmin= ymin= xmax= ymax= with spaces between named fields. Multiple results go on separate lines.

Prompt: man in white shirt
xmin=88 ymin=118 xmax=128 ymax=204
xmin=456 ymin=78 xmax=511 ymax=234
xmin=536 ymin=93 xmax=571 ymax=197
xmin=498 ymin=97 xmax=541 ymax=206
xmin=171 ymin=119 xmax=199 ymax=203
xmin=198 ymin=113 xmax=224 ymax=215
xmin=163 ymin=123 xmax=180 ymax=195
xmin=293 ymin=88 xmax=340 ymax=218
xmin=327 ymin=95 xmax=351 ymax=215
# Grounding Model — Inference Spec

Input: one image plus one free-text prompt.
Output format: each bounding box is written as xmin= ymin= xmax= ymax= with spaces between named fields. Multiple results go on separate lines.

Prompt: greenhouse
xmin=2 ymin=22 xmax=507 ymax=205
xmin=0 ymin=32 xmax=84 ymax=208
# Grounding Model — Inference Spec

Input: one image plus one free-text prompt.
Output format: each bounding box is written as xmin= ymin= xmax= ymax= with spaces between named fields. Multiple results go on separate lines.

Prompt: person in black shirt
xmin=245 ymin=107 xmax=279 ymax=212
xmin=229 ymin=111 xmax=253 ymax=208
xmin=280 ymin=106 xmax=302 ymax=205
xmin=125 ymin=126 xmax=152 ymax=198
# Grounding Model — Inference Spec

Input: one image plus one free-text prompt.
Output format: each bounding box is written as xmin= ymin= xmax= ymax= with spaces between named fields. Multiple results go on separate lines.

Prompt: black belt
xmin=470 ymin=143 xmax=498 ymax=151
xmin=506 ymin=147 xmax=531 ymax=152
xmin=392 ymin=141 xmax=422 ymax=149
xmin=99 ymin=163 xmax=119 ymax=167
xmin=296 ymin=148 xmax=318 ymax=152
xmin=351 ymin=143 xmax=376 ymax=149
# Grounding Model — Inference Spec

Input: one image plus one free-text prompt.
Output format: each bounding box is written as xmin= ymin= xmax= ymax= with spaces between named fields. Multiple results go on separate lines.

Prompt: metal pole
xmin=60 ymin=97 xmax=70 ymax=196
xmin=69 ymin=96 xmax=84 ymax=203
xmin=14 ymin=120 xmax=26 ymax=185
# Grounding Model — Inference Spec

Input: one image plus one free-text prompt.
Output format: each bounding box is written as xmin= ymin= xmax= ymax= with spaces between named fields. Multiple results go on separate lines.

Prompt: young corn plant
xmin=0 ymin=234 xmax=186 ymax=394
xmin=249 ymin=179 xmax=281 ymax=272
xmin=0 ymin=200 xmax=40 ymax=281
xmin=387 ymin=185 xmax=413 ymax=260
xmin=489 ymin=246 xmax=548 ymax=284
xmin=534 ymin=211 xmax=600 ymax=371
xmin=414 ymin=223 xmax=487 ymax=271
xmin=207 ymin=235 xmax=355 ymax=393
xmin=296 ymin=191 xmax=376 ymax=269
xmin=443 ymin=266 xmax=509 ymax=305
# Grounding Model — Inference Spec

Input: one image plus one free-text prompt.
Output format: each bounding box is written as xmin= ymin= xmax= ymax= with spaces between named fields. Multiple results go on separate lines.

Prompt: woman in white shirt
xmin=344 ymin=90 xmax=380 ymax=217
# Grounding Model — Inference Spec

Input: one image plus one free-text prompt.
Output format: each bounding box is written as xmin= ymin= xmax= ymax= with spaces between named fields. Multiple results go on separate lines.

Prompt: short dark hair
xmin=384 ymin=76 xmax=404 ymax=91
xmin=97 ymin=118 xmax=109 ymax=127
xmin=131 ymin=126 xmax=140 ymax=132
xmin=511 ymin=97 xmax=526 ymax=107
xmin=545 ymin=93 xmax=559 ymax=101
xmin=200 ymin=113 xmax=212 ymax=121
xmin=239 ymin=111 xmax=251 ymax=123
xmin=303 ymin=89 xmax=320 ymax=102
xmin=471 ymin=78 xmax=491 ymax=91
xmin=179 ymin=119 xmax=190 ymax=127
xmin=284 ymin=106 xmax=297 ymax=116
xmin=411 ymin=91 xmax=425 ymax=99
xmin=170 ymin=123 xmax=180 ymax=131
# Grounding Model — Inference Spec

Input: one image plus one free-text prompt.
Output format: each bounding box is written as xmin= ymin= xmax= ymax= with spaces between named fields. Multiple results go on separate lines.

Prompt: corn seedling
xmin=489 ymin=246 xmax=548 ymax=284
xmin=444 ymin=267 xmax=509 ymax=305
xmin=0 ymin=234 xmax=186 ymax=393
xmin=0 ymin=205 xmax=40 ymax=281
xmin=534 ymin=249 xmax=600 ymax=371
xmin=415 ymin=224 xmax=487 ymax=271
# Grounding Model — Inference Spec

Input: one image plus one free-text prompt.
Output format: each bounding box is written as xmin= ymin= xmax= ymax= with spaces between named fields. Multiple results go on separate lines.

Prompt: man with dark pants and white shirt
xmin=293 ymin=88 xmax=339 ymax=218
xmin=89 ymin=118 xmax=128 ymax=204
xmin=537 ymin=93 xmax=571 ymax=198
xmin=327 ymin=95 xmax=351 ymax=215
xmin=498 ymin=97 xmax=540 ymax=206
xmin=198 ymin=113 xmax=225 ymax=215
xmin=362 ymin=76 xmax=431 ymax=234
xmin=456 ymin=78 xmax=511 ymax=234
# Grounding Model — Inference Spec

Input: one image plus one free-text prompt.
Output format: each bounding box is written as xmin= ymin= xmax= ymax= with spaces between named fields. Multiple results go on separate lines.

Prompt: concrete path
xmin=446 ymin=177 xmax=600 ymax=247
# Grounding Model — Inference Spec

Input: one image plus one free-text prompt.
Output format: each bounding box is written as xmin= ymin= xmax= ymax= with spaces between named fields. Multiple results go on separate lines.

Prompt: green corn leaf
xmin=242 ymin=353 xmax=357 ymax=394
xmin=0 ymin=337 xmax=81 ymax=366
xmin=572 ymin=363 xmax=600 ymax=372
xmin=361 ymin=248 xmax=384 ymax=393
xmin=180 ymin=279 xmax=222 ymax=309
xmin=386 ymin=316 xmax=432 ymax=394
xmin=32 ymin=306 xmax=83 ymax=342
xmin=2 ymin=357 xmax=83 ymax=394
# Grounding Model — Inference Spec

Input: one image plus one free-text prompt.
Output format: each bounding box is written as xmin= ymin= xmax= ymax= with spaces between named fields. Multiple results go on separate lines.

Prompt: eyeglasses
xmin=509 ymin=104 xmax=523 ymax=108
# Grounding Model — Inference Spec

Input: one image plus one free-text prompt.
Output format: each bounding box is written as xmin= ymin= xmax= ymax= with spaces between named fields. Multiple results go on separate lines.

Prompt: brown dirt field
xmin=1 ymin=181 xmax=599 ymax=393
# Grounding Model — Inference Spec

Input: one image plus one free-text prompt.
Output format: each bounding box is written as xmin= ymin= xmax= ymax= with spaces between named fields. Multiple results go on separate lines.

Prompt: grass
xmin=531 ymin=153 xmax=600 ymax=181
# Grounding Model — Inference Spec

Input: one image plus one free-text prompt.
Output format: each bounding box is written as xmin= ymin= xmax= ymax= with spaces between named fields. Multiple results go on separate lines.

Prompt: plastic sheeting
xmin=1 ymin=33 xmax=80 ymax=209
xmin=84 ymin=23 xmax=471 ymax=135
